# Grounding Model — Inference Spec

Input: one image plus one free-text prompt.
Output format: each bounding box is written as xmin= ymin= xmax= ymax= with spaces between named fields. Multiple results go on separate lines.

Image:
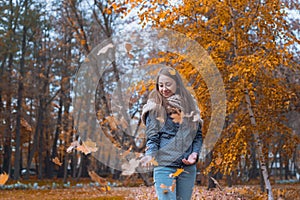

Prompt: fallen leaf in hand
xmin=170 ymin=112 xmax=184 ymax=124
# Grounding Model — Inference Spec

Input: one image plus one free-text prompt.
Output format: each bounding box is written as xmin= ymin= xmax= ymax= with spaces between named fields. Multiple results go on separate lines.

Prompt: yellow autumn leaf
xmin=125 ymin=43 xmax=132 ymax=52
xmin=111 ymin=2 xmax=118 ymax=11
xmin=127 ymin=52 xmax=134 ymax=59
xmin=77 ymin=139 xmax=98 ymax=155
xmin=0 ymin=172 xmax=9 ymax=185
xmin=76 ymin=145 xmax=90 ymax=155
xmin=169 ymin=168 xmax=184 ymax=178
xmin=52 ymin=157 xmax=62 ymax=166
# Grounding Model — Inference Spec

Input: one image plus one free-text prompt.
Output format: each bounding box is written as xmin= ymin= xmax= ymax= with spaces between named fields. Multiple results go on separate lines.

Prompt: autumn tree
xmin=123 ymin=0 xmax=300 ymax=198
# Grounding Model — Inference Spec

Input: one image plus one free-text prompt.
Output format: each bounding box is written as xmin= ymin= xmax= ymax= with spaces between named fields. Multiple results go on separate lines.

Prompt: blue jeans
xmin=153 ymin=165 xmax=197 ymax=200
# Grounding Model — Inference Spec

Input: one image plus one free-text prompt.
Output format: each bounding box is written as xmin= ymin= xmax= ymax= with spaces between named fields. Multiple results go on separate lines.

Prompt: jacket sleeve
xmin=191 ymin=123 xmax=203 ymax=154
xmin=144 ymin=113 xmax=160 ymax=157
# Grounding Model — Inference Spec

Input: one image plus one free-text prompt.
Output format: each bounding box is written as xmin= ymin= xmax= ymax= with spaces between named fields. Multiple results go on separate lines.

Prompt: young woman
xmin=141 ymin=67 xmax=203 ymax=200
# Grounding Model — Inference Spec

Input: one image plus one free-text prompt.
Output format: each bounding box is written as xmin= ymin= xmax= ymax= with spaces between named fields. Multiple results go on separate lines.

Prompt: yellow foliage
xmin=122 ymin=0 xmax=299 ymax=181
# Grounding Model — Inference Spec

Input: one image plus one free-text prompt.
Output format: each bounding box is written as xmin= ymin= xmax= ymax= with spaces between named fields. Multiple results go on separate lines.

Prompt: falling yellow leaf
xmin=0 ymin=172 xmax=9 ymax=185
xmin=111 ymin=2 xmax=118 ymax=11
xmin=127 ymin=52 xmax=134 ymax=59
xmin=160 ymin=183 xmax=168 ymax=189
xmin=76 ymin=139 xmax=98 ymax=155
xmin=76 ymin=145 xmax=89 ymax=155
xmin=83 ymin=139 xmax=98 ymax=152
xmin=52 ymin=157 xmax=62 ymax=166
xmin=125 ymin=43 xmax=132 ymax=52
xmin=170 ymin=168 xmax=184 ymax=178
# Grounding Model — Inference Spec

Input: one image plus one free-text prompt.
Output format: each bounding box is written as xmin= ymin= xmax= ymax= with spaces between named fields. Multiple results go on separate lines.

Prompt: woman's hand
xmin=182 ymin=152 xmax=198 ymax=165
xmin=140 ymin=155 xmax=153 ymax=168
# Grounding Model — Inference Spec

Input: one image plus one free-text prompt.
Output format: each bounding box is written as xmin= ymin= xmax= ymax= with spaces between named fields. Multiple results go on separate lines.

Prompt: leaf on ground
xmin=169 ymin=168 xmax=184 ymax=178
xmin=0 ymin=172 xmax=9 ymax=185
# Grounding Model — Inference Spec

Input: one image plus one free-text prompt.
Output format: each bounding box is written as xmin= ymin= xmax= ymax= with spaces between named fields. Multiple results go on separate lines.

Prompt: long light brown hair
xmin=149 ymin=66 xmax=199 ymax=117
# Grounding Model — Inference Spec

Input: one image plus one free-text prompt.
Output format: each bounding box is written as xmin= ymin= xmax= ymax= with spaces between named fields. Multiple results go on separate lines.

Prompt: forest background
xmin=0 ymin=0 xmax=299 ymax=199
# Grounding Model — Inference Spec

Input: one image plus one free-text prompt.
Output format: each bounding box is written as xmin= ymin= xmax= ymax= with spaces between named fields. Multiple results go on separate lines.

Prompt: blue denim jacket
xmin=145 ymin=112 xmax=203 ymax=167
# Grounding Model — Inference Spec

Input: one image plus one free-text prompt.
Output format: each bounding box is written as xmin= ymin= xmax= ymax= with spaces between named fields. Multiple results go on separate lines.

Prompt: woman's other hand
xmin=182 ymin=152 xmax=198 ymax=165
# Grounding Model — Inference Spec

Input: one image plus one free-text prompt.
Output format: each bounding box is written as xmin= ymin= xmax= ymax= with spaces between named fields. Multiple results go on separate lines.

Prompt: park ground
xmin=0 ymin=178 xmax=299 ymax=199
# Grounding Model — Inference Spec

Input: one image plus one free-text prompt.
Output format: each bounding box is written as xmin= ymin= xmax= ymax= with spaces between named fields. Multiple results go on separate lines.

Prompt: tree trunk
xmin=50 ymin=96 xmax=63 ymax=178
xmin=38 ymin=98 xmax=45 ymax=179
xmin=244 ymin=88 xmax=273 ymax=200
xmin=14 ymin=0 xmax=28 ymax=180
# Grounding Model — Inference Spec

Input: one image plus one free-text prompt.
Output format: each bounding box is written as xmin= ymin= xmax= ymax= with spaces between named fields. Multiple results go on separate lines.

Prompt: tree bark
xmin=14 ymin=0 xmax=28 ymax=180
xmin=244 ymin=88 xmax=273 ymax=200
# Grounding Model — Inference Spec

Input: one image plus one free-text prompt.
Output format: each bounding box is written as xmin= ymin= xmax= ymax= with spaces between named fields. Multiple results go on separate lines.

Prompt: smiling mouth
xmin=162 ymin=91 xmax=172 ymax=97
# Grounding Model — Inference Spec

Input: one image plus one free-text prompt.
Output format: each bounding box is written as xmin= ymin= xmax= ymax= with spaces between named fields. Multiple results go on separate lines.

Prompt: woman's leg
xmin=176 ymin=165 xmax=197 ymax=200
xmin=154 ymin=166 xmax=177 ymax=200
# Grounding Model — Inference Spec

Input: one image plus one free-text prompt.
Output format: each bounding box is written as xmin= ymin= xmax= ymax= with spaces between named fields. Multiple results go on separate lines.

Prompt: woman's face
xmin=158 ymin=74 xmax=177 ymax=98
